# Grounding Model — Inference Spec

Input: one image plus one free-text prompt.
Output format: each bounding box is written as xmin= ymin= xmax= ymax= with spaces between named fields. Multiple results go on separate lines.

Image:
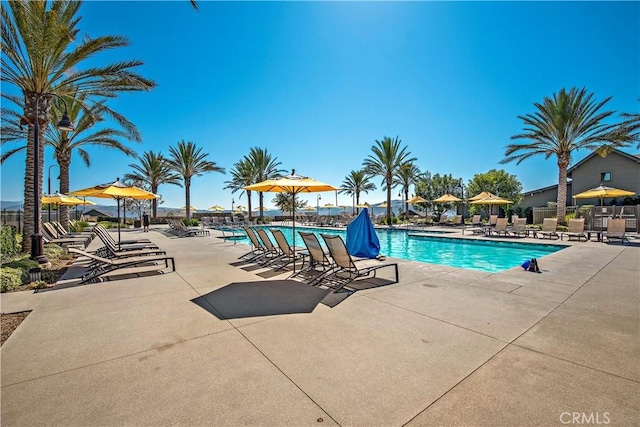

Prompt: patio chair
xmin=488 ymin=215 xmax=498 ymax=228
xmin=537 ymin=218 xmax=559 ymax=240
xmin=94 ymin=224 xmax=152 ymax=245
xmin=560 ymin=219 xmax=587 ymax=241
xmin=68 ymin=248 xmax=175 ymax=284
xmin=320 ymin=234 xmax=398 ymax=292
xmin=270 ymin=229 xmax=307 ymax=271
xmin=509 ymin=218 xmax=528 ymax=238
xmin=437 ymin=213 xmax=448 ymax=226
xmin=489 ymin=218 xmax=509 ymax=237
xmin=446 ymin=215 xmax=463 ymax=226
xmin=603 ymin=218 xmax=629 ymax=244
xmin=255 ymin=228 xmax=285 ymax=265
xmin=470 ymin=215 xmax=482 ymax=227
xmin=291 ymin=231 xmax=335 ymax=283
xmin=239 ymin=226 xmax=268 ymax=261
xmin=93 ymin=228 xmax=166 ymax=259
xmin=41 ymin=224 xmax=90 ymax=248
xmin=53 ymin=221 xmax=94 ymax=240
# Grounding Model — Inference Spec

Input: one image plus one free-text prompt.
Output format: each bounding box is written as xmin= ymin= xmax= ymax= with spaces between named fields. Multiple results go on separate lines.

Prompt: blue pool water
xmin=238 ymin=226 xmax=566 ymax=273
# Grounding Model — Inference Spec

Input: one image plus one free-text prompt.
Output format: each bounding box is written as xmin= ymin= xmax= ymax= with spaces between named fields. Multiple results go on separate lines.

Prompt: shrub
xmin=70 ymin=221 xmax=89 ymax=232
xmin=182 ymin=218 xmax=199 ymax=226
xmin=0 ymin=225 xmax=19 ymax=261
xmin=1 ymin=267 xmax=23 ymax=292
xmin=29 ymin=280 xmax=48 ymax=290
xmin=44 ymin=244 xmax=73 ymax=261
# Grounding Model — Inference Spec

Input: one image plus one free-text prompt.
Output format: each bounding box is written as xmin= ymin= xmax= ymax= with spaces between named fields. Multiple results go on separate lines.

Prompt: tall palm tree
xmin=619 ymin=99 xmax=640 ymax=149
xmin=363 ymin=136 xmax=416 ymax=224
xmin=167 ymin=140 xmax=225 ymax=220
xmin=501 ymin=87 xmax=634 ymax=223
xmin=224 ymin=158 xmax=255 ymax=221
xmin=339 ymin=170 xmax=376 ymax=215
xmin=1 ymin=0 xmax=155 ymax=252
xmin=393 ymin=162 xmax=421 ymax=215
xmin=2 ymin=93 xmax=144 ymax=231
xmin=124 ymin=151 xmax=181 ymax=219
xmin=245 ymin=147 xmax=285 ymax=219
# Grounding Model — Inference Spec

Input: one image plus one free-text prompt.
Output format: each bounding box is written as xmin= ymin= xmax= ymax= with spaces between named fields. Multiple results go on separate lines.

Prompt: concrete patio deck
xmin=1 ymin=225 xmax=638 ymax=426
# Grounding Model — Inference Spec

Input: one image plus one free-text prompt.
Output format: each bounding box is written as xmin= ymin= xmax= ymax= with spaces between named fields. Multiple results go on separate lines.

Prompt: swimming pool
xmin=239 ymin=226 xmax=566 ymax=273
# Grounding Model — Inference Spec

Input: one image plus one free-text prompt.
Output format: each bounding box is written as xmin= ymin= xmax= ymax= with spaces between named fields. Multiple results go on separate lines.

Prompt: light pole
xmin=317 ymin=194 xmax=321 ymax=215
xmin=458 ymin=180 xmax=465 ymax=220
xmin=47 ymin=164 xmax=60 ymax=223
xmin=30 ymin=94 xmax=74 ymax=264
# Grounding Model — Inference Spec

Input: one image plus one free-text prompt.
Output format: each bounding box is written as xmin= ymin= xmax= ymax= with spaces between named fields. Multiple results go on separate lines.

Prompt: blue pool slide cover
xmin=346 ymin=208 xmax=380 ymax=259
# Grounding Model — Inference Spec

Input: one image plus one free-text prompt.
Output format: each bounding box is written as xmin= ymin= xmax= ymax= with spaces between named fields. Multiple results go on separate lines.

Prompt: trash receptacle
xmin=134 ymin=219 xmax=141 ymax=228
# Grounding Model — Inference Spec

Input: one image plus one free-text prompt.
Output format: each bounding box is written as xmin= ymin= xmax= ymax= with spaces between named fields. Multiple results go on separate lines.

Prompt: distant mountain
xmin=0 ymin=201 xmax=23 ymax=210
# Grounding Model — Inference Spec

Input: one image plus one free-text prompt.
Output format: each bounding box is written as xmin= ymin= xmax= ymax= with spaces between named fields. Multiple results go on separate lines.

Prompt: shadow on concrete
xmin=191 ymin=280 xmax=331 ymax=319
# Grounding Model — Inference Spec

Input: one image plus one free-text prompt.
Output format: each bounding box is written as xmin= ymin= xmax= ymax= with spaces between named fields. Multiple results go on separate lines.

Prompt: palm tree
xmin=393 ymin=162 xmax=421 ymax=215
xmin=167 ymin=140 xmax=225 ymax=220
xmin=245 ymin=147 xmax=285 ymax=219
xmin=339 ymin=170 xmax=377 ymax=215
xmin=2 ymin=93 xmax=144 ymax=231
xmin=224 ymin=158 xmax=255 ymax=221
xmin=1 ymin=0 xmax=155 ymax=252
xmin=619 ymin=99 xmax=640 ymax=149
xmin=124 ymin=151 xmax=181 ymax=219
xmin=501 ymin=87 xmax=634 ymax=223
xmin=363 ymin=136 xmax=416 ymax=224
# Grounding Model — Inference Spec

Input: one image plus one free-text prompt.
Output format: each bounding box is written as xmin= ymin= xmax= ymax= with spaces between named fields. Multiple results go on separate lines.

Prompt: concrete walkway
xmin=1 ymin=226 xmax=638 ymax=426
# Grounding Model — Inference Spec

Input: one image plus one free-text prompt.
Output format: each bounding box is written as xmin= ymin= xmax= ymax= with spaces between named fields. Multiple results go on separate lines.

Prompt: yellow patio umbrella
xmin=71 ymin=178 xmax=158 ymax=247
xmin=468 ymin=191 xmax=496 ymax=201
xmin=181 ymin=205 xmax=198 ymax=211
xmin=253 ymin=206 xmax=268 ymax=211
xmin=301 ymin=206 xmax=317 ymax=211
xmin=433 ymin=193 xmax=462 ymax=203
xmin=573 ymin=185 xmax=635 ymax=231
xmin=406 ymin=195 xmax=428 ymax=204
xmin=41 ymin=193 xmax=96 ymax=225
xmin=355 ymin=202 xmax=370 ymax=208
xmin=244 ymin=169 xmax=338 ymax=269
xmin=208 ymin=205 xmax=224 ymax=212
xmin=470 ymin=194 xmax=513 ymax=217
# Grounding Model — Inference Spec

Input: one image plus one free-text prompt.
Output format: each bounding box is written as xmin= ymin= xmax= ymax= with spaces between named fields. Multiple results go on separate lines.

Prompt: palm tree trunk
xmin=59 ymin=159 xmax=71 ymax=231
xmin=356 ymin=191 xmax=360 ymax=215
xmin=21 ymin=93 xmax=51 ymax=252
xmin=21 ymin=125 xmax=36 ymax=253
xmin=386 ymin=178 xmax=392 ymax=225
xmin=185 ymin=178 xmax=191 ymax=220
xmin=404 ymin=187 xmax=409 ymax=215
xmin=151 ymin=185 xmax=158 ymax=218
xmin=247 ymin=190 xmax=252 ymax=221
xmin=259 ymin=193 xmax=264 ymax=219
xmin=557 ymin=156 xmax=569 ymax=225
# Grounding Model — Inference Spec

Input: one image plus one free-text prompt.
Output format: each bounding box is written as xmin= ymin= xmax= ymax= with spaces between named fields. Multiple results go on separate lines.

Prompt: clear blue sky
xmin=1 ymin=1 xmax=638 ymax=210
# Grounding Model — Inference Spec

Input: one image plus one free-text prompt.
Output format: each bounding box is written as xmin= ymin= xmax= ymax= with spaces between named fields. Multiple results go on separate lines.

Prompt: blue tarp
xmin=346 ymin=208 xmax=380 ymax=259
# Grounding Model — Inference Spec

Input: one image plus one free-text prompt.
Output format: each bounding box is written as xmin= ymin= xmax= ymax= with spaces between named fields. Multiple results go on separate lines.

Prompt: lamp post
xmin=47 ymin=164 xmax=60 ymax=223
xmin=30 ymin=93 xmax=74 ymax=264
xmin=317 ymin=194 xmax=321 ymax=215
xmin=458 ymin=180 xmax=465 ymax=220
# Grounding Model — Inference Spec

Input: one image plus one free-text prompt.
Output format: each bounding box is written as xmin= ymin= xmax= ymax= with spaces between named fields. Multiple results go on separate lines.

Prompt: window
xmin=600 ymin=172 xmax=611 ymax=182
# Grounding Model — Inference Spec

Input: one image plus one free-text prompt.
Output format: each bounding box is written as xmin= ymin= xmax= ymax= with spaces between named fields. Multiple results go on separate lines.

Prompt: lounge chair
xmin=270 ymin=229 xmax=307 ymax=270
xmin=537 ymin=218 xmax=559 ymax=240
xmin=437 ymin=213 xmax=448 ymax=226
xmin=94 ymin=224 xmax=152 ymax=245
xmin=447 ymin=215 xmax=463 ymax=226
xmin=92 ymin=228 xmax=166 ymax=259
xmin=53 ymin=221 xmax=94 ymax=240
xmin=291 ymin=231 xmax=335 ymax=283
xmin=509 ymin=218 xmax=528 ymax=238
xmin=239 ymin=227 xmax=268 ymax=261
xmin=488 ymin=215 xmax=498 ymax=228
xmin=560 ymin=219 xmax=587 ymax=241
xmin=254 ymin=228 xmax=285 ymax=265
xmin=319 ymin=234 xmax=398 ymax=292
xmin=68 ymin=248 xmax=175 ymax=284
xmin=41 ymin=224 xmax=90 ymax=248
xmin=603 ymin=218 xmax=629 ymax=244
xmin=464 ymin=215 xmax=485 ymax=235
xmin=489 ymin=218 xmax=509 ymax=237
xmin=167 ymin=219 xmax=210 ymax=237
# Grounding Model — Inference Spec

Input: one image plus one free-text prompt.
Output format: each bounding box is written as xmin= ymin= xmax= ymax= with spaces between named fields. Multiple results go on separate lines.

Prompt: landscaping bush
xmin=1 ymin=267 xmax=23 ymax=292
xmin=44 ymin=244 xmax=73 ymax=261
xmin=182 ymin=218 xmax=199 ymax=226
xmin=0 ymin=225 xmax=19 ymax=262
xmin=70 ymin=220 xmax=89 ymax=232
xmin=98 ymin=221 xmax=118 ymax=229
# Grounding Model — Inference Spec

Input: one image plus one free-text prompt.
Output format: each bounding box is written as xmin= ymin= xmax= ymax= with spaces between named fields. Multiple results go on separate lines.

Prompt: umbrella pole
xmin=117 ymin=198 xmax=121 ymax=250
xmin=292 ymin=192 xmax=296 ymax=272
